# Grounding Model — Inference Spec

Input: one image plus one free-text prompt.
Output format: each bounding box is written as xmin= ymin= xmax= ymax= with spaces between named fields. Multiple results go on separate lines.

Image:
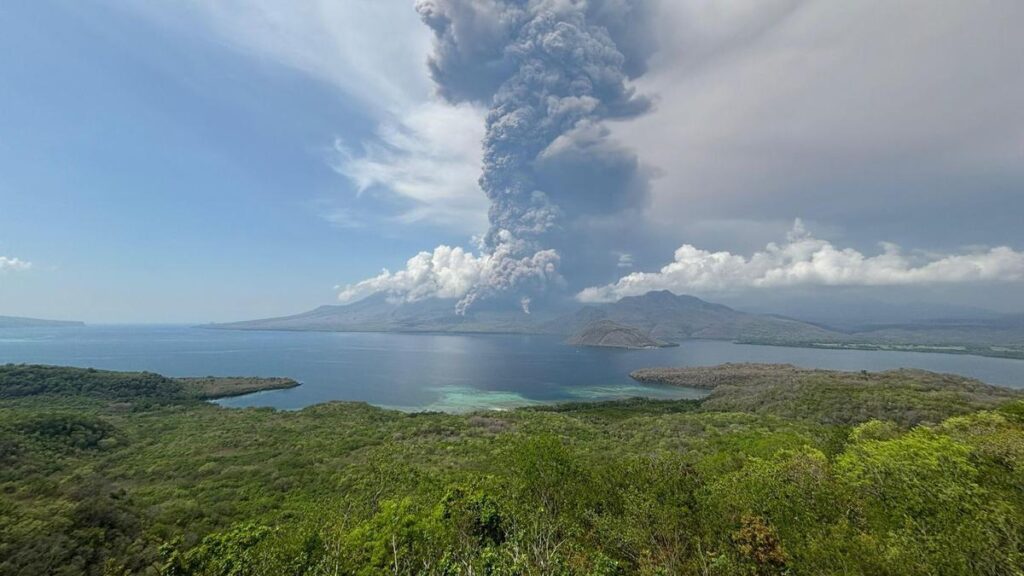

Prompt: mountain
xmin=213 ymin=290 xmax=842 ymax=344
xmin=210 ymin=290 xmax=1024 ymax=359
xmin=552 ymin=291 xmax=842 ymax=343
xmin=566 ymin=320 xmax=673 ymax=349
xmin=209 ymin=293 xmax=547 ymax=334
xmin=0 ymin=315 xmax=84 ymax=328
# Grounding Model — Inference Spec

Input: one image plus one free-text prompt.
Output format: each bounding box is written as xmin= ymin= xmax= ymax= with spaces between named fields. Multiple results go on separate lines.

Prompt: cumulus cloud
xmin=337 ymin=242 xmax=559 ymax=315
xmin=578 ymin=220 xmax=1024 ymax=302
xmin=0 ymin=256 xmax=31 ymax=272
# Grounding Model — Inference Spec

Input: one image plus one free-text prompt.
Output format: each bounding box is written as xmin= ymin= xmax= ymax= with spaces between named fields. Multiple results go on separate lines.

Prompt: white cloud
xmin=125 ymin=0 xmax=432 ymax=112
xmin=338 ymin=243 xmax=559 ymax=313
xmin=338 ymin=245 xmax=485 ymax=304
xmin=332 ymin=101 xmax=488 ymax=232
xmin=319 ymin=208 xmax=365 ymax=230
xmin=0 ymin=256 xmax=31 ymax=272
xmin=123 ymin=0 xmax=488 ymax=232
xmin=578 ymin=220 xmax=1024 ymax=302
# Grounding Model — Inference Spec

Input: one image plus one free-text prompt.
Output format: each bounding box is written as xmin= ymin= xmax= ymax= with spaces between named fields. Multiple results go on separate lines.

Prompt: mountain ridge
xmin=208 ymin=290 xmax=1024 ymax=358
xmin=210 ymin=290 xmax=842 ymax=345
xmin=549 ymin=290 xmax=842 ymax=344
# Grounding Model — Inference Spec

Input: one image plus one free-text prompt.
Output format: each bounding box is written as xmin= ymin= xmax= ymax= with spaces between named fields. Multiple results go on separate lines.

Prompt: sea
xmin=1 ymin=325 xmax=1022 ymax=412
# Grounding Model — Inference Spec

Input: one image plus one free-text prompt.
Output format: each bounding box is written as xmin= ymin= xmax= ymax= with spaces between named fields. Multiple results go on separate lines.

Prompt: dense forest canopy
xmin=1 ymin=364 xmax=1023 ymax=575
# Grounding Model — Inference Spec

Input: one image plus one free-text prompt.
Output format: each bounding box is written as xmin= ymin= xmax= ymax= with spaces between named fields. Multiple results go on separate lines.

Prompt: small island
xmin=176 ymin=376 xmax=300 ymax=399
xmin=567 ymin=320 xmax=674 ymax=349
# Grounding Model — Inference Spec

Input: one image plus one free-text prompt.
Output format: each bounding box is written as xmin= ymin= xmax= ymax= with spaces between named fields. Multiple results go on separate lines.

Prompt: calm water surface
xmin=1 ymin=325 xmax=1022 ymax=411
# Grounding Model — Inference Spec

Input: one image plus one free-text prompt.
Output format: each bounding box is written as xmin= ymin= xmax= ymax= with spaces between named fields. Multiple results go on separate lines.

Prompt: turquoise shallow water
xmin=0 ymin=325 xmax=1022 ymax=411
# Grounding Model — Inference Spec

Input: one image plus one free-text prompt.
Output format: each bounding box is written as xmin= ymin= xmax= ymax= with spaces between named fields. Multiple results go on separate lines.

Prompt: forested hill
xmin=566 ymin=320 xmax=674 ymax=349
xmin=2 ymin=363 xmax=1024 ymax=575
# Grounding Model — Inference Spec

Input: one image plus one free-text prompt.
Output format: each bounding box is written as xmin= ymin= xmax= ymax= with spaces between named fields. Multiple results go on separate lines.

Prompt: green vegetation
xmin=566 ymin=320 xmax=674 ymax=349
xmin=2 ymin=363 xmax=1024 ymax=575
xmin=631 ymin=363 xmax=1021 ymax=426
xmin=176 ymin=377 xmax=299 ymax=400
xmin=0 ymin=364 xmax=298 ymax=405
xmin=741 ymin=339 xmax=1024 ymax=360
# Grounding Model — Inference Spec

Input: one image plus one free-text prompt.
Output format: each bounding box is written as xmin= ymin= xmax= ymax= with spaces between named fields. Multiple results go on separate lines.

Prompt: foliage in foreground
xmin=1 ymin=364 xmax=1024 ymax=575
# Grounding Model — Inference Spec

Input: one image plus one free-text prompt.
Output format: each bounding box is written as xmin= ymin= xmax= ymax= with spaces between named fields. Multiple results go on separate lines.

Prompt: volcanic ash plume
xmin=339 ymin=0 xmax=655 ymax=312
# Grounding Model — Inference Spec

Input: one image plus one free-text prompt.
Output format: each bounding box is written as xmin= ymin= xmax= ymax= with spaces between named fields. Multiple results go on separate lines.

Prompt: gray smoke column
xmin=415 ymin=0 xmax=655 ymax=313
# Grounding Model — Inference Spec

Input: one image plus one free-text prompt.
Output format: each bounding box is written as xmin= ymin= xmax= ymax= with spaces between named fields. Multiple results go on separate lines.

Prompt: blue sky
xmin=0 ymin=0 xmax=476 ymax=322
xmin=2 ymin=0 xmax=1023 ymax=322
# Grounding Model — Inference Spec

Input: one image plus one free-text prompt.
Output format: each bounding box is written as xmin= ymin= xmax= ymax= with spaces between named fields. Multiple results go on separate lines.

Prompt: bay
xmin=1 ymin=325 xmax=1022 ymax=411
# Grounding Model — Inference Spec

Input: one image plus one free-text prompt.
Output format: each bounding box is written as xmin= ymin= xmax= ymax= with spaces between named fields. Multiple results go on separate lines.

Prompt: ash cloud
xmin=338 ymin=0 xmax=657 ymax=311
xmin=418 ymin=0 xmax=654 ymax=245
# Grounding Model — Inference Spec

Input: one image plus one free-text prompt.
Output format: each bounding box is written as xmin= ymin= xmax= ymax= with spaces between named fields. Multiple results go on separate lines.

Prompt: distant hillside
xmin=738 ymin=296 xmax=1003 ymax=331
xmin=559 ymin=293 xmax=1024 ymax=358
xmin=567 ymin=320 xmax=673 ymax=349
xmin=0 ymin=315 xmax=84 ymax=328
xmin=553 ymin=291 xmax=842 ymax=344
xmin=209 ymin=293 xmax=546 ymax=334
xmin=817 ymin=314 xmax=1024 ymax=358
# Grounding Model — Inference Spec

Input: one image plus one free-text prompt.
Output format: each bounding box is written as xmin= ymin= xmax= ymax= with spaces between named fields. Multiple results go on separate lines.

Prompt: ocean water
xmin=1 ymin=325 xmax=1022 ymax=411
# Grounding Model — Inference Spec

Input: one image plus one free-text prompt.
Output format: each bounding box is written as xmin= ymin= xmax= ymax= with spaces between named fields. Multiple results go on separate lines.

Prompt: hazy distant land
xmin=209 ymin=290 xmax=841 ymax=343
xmin=739 ymin=314 xmax=1024 ymax=359
xmin=0 ymin=315 xmax=84 ymax=328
